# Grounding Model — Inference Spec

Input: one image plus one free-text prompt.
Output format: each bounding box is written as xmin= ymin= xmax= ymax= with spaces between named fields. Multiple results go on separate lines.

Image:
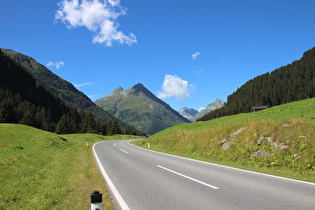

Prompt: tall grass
xmin=0 ymin=124 xmax=140 ymax=209
xmin=135 ymin=98 xmax=315 ymax=182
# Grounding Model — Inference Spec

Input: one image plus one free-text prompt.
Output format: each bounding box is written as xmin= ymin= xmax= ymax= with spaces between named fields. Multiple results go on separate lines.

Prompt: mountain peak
xmin=110 ymin=87 xmax=125 ymax=96
xmin=187 ymin=98 xmax=225 ymax=122
xmin=179 ymin=107 xmax=198 ymax=121
xmin=132 ymin=83 xmax=147 ymax=92
xmin=95 ymin=83 xmax=190 ymax=134
xmin=132 ymin=83 xmax=144 ymax=89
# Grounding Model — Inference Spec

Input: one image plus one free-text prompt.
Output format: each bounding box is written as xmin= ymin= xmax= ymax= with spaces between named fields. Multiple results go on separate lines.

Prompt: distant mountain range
xmin=1 ymin=48 xmax=129 ymax=129
xmin=179 ymin=107 xmax=198 ymax=121
xmin=179 ymin=99 xmax=225 ymax=122
xmin=95 ymin=83 xmax=190 ymax=135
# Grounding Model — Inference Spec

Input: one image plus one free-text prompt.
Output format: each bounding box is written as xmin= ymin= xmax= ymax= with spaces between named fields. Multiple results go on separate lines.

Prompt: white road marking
xmin=157 ymin=165 xmax=219 ymax=190
xmin=129 ymin=142 xmax=315 ymax=187
xmin=113 ymin=142 xmax=116 ymax=147
xmin=93 ymin=143 xmax=130 ymax=210
xmin=120 ymin=149 xmax=129 ymax=154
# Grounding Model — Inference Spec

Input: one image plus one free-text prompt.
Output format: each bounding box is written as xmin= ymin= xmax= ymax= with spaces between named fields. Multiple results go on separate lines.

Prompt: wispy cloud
xmin=47 ymin=61 xmax=65 ymax=69
xmin=192 ymin=52 xmax=200 ymax=60
xmin=88 ymin=94 xmax=99 ymax=100
xmin=158 ymin=75 xmax=194 ymax=100
xmin=195 ymin=70 xmax=203 ymax=74
xmin=55 ymin=0 xmax=137 ymax=47
xmin=74 ymin=82 xmax=93 ymax=89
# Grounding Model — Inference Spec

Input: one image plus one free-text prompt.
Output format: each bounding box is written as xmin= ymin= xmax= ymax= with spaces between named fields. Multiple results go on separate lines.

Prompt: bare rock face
xmin=179 ymin=107 xmax=198 ymax=121
xmin=191 ymin=99 xmax=225 ymax=122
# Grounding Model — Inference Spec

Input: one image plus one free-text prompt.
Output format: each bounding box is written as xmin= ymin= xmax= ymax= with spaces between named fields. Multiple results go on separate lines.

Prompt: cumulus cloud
xmin=198 ymin=107 xmax=205 ymax=112
xmin=192 ymin=52 xmax=200 ymax=60
xmin=47 ymin=61 xmax=65 ymax=69
xmin=55 ymin=0 xmax=137 ymax=47
xmin=158 ymin=75 xmax=194 ymax=100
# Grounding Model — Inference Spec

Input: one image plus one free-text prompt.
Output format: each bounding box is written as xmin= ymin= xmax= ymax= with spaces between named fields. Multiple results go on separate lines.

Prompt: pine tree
xmin=112 ymin=120 xmax=122 ymax=135
xmin=81 ymin=112 xmax=96 ymax=133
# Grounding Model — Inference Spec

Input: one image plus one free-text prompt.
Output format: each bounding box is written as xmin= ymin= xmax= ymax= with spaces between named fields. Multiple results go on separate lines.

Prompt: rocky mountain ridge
xmin=179 ymin=98 xmax=225 ymax=122
xmin=179 ymin=107 xmax=198 ymax=121
xmin=95 ymin=83 xmax=190 ymax=135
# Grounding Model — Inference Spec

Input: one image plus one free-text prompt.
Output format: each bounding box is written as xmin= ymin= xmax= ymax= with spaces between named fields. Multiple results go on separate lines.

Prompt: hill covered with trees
xmin=0 ymin=49 xmax=132 ymax=135
xmin=198 ymin=46 xmax=315 ymax=121
xmin=0 ymin=48 xmax=130 ymax=130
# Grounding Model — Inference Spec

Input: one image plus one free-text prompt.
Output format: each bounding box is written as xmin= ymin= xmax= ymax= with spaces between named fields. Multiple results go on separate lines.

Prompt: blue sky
xmin=1 ymin=0 xmax=315 ymax=112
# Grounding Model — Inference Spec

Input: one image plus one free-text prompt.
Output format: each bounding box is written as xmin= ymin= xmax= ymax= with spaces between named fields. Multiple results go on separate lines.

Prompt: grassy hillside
xmin=135 ymin=98 xmax=315 ymax=182
xmin=0 ymin=124 xmax=140 ymax=209
xmin=199 ymin=46 xmax=315 ymax=122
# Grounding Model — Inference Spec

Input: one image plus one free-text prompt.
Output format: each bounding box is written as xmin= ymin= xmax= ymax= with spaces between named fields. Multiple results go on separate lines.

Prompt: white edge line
xmin=120 ymin=149 xmax=129 ymax=154
xmin=157 ymin=165 xmax=219 ymax=190
xmin=93 ymin=143 xmax=130 ymax=210
xmin=128 ymin=141 xmax=315 ymax=187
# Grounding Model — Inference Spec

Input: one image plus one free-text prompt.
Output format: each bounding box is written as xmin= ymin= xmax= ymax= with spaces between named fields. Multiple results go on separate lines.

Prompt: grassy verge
xmin=134 ymin=98 xmax=315 ymax=183
xmin=0 ymin=124 xmax=141 ymax=209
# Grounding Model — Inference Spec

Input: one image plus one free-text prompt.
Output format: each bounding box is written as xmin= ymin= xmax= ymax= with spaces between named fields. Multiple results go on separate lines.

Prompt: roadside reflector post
xmin=148 ymin=142 xmax=150 ymax=148
xmin=91 ymin=191 xmax=102 ymax=210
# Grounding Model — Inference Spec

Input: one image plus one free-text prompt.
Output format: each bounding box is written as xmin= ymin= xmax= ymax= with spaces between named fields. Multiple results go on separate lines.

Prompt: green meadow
xmin=135 ymin=98 xmax=315 ymax=183
xmin=0 ymin=124 xmax=140 ymax=209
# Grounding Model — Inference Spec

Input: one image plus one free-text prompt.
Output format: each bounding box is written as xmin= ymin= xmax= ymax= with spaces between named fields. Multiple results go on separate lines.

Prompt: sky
xmin=1 ymin=0 xmax=315 ymax=112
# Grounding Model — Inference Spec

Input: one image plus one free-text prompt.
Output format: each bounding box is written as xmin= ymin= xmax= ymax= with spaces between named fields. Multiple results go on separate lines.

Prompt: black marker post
xmin=91 ymin=191 xmax=102 ymax=210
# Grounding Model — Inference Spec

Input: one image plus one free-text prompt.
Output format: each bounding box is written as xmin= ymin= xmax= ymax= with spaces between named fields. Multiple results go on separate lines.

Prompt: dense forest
xmin=0 ymin=49 xmax=138 ymax=135
xmin=1 ymin=48 xmax=130 ymax=130
xmin=198 ymin=46 xmax=315 ymax=121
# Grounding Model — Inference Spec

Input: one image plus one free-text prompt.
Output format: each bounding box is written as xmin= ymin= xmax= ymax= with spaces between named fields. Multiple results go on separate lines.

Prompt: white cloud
xmin=47 ymin=61 xmax=65 ymax=69
xmin=192 ymin=52 xmax=200 ymax=60
xmin=55 ymin=0 xmax=136 ymax=47
xmin=88 ymin=94 xmax=99 ymax=100
xmin=198 ymin=107 xmax=205 ymax=112
xmin=158 ymin=75 xmax=194 ymax=100
xmin=195 ymin=70 xmax=203 ymax=74
xmin=74 ymin=82 xmax=92 ymax=89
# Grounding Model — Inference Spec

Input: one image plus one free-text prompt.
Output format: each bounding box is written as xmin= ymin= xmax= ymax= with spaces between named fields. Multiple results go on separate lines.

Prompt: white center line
xmin=120 ymin=149 xmax=129 ymax=154
xmin=157 ymin=165 xmax=219 ymax=190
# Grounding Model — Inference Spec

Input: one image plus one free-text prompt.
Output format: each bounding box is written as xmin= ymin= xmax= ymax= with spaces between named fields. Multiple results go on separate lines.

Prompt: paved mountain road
xmin=93 ymin=140 xmax=315 ymax=210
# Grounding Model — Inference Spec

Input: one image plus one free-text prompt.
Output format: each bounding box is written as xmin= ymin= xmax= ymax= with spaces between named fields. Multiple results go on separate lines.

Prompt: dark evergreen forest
xmin=198 ymin=46 xmax=315 ymax=121
xmin=0 ymin=49 xmax=137 ymax=135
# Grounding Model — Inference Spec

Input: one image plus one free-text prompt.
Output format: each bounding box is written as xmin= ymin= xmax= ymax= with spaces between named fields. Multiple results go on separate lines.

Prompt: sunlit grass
xmin=134 ymin=98 xmax=315 ymax=183
xmin=0 ymin=124 xmax=141 ymax=209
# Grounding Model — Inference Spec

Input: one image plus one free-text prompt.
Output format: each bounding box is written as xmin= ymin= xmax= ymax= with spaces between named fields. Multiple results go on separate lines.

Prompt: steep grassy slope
xmin=0 ymin=124 xmax=139 ymax=209
xmin=95 ymin=83 xmax=190 ymax=135
xmin=135 ymin=98 xmax=315 ymax=182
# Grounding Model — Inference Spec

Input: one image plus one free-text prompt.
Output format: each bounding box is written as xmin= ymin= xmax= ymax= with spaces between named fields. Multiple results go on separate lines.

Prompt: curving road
xmin=93 ymin=140 xmax=315 ymax=210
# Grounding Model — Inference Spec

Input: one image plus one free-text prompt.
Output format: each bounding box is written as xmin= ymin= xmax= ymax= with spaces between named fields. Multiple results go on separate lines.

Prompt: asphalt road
xmin=93 ymin=140 xmax=315 ymax=210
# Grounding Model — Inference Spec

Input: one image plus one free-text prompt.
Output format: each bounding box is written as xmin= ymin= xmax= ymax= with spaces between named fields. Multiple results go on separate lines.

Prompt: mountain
xmin=192 ymin=99 xmax=225 ymax=122
xmin=199 ymin=46 xmax=315 ymax=122
xmin=95 ymin=83 xmax=190 ymax=135
xmin=179 ymin=107 xmax=198 ymax=121
xmin=1 ymin=48 xmax=128 ymax=128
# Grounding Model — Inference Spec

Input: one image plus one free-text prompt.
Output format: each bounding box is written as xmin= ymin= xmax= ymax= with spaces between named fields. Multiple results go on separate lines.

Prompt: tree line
xmin=198 ymin=46 xmax=315 ymax=121
xmin=0 ymin=49 xmax=138 ymax=135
